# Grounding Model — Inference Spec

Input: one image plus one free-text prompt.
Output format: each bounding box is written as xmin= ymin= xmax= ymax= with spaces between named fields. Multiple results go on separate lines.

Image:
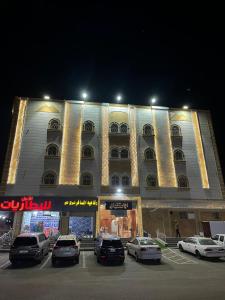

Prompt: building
xmin=0 ymin=97 xmax=225 ymax=239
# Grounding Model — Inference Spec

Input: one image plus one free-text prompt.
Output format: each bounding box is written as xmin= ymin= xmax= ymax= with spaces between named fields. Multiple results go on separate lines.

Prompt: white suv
xmin=52 ymin=235 xmax=80 ymax=266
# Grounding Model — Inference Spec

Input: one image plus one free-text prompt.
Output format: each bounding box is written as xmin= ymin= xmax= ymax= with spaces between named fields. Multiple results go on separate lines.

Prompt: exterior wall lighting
xmin=117 ymin=188 xmax=122 ymax=193
xmin=44 ymin=95 xmax=50 ymax=100
xmin=151 ymin=97 xmax=157 ymax=105
xmin=183 ymin=105 xmax=189 ymax=109
xmin=81 ymin=92 xmax=88 ymax=100
xmin=116 ymin=94 xmax=122 ymax=102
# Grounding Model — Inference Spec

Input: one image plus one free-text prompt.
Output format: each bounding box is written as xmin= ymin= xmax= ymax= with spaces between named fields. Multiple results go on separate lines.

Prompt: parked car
xmin=177 ymin=236 xmax=225 ymax=259
xmin=94 ymin=234 xmax=125 ymax=265
xmin=126 ymin=237 xmax=161 ymax=263
xmin=52 ymin=235 xmax=80 ymax=266
xmin=9 ymin=232 xmax=49 ymax=265
xmin=212 ymin=234 xmax=225 ymax=249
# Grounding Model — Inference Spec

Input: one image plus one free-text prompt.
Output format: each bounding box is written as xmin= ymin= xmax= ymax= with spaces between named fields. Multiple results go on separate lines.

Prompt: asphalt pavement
xmin=0 ymin=250 xmax=225 ymax=300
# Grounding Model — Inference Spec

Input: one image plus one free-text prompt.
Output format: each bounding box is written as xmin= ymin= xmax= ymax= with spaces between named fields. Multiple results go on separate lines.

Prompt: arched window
xmin=83 ymin=121 xmax=95 ymax=132
xmin=42 ymin=171 xmax=57 ymax=185
xmin=120 ymin=123 xmax=129 ymax=134
xmin=111 ymin=148 xmax=119 ymax=158
xmin=174 ymin=149 xmax=185 ymax=161
xmin=82 ymin=146 xmax=94 ymax=158
xmin=111 ymin=175 xmax=120 ymax=186
xmin=144 ymin=148 xmax=156 ymax=160
xmin=171 ymin=125 xmax=181 ymax=136
xmin=122 ymin=176 xmax=130 ymax=186
xmin=81 ymin=173 xmax=93 ymax=186
xmin=120 ymin=148 xmax=129 ymax=159
xmin=143 ymin=124 xmax=154 ymax=136
xmin=110 ymin=123 xmax=119 ymax=133
xmin=178 ymin=175 xmax=189 ymax=188
xmin=46 ymin=144 xmax=59 ymax=157
xmin=146 ymin=175 xmax=158 ymax=187
xmin=48 ymin=119 xmax=60 ymax=130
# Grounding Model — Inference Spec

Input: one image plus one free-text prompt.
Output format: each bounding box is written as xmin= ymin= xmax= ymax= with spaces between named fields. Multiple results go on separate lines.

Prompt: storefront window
xmin=69 ymin=216 xmax=93 ymax=238
xmin=99 ymin=201 xmax=137 ymax=238
xmin=21 ymin=211 xmax=60 ymax=237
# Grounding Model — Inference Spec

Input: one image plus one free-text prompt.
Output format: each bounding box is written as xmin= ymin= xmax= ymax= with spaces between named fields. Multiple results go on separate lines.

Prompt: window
xmin=144 ymin=148 xmax=155 ymax=160
xmin=111 ymin=175 xmax=120 ymax=186
xmin=110 ymin=123 xmax=119 ymax=133
xmin=178 ymin=175 xmax=189 ymax=188
xmin=121 ymin=148 xmax=129 ymax=159
xmin=42 ymin=172 xmax=57 ymax=185
xmin=111 ymin=148 xmax=119 ymax=158
xmin=146 ymin=175 xmax=158 ymax=187
xmin=82 ymin=146 xmax=94 ymax=159
xmin=220 ymin=236 xmax=224 ymax=242
xmin=81 ymin=173 xmax=93 ymax=186
xmin=174 ymin=149 xmax=185 ymax=161
xmin=122 ymin=176 xmax=130 ymax=186
xmin=48 ymin=119 xmax=60 ymax=130
xmin=143 ymin=124 xmax=154 ymax=136
xmin=179 ymin=212 xmax=188 ymax=219
xmin=171 ymin=124 xmax=181 ymax=136
xmin=46 ymin=144 xmax=59 ymax=157
xmin=120 ymin=123 xmax=129 ymax=134
xmin=83 ymin=121 xmax=94 ymax=132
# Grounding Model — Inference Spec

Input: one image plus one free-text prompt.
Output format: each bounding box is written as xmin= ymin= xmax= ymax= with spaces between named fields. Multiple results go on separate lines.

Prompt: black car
xmin=94 ymin=234 xmax=125 ymax=265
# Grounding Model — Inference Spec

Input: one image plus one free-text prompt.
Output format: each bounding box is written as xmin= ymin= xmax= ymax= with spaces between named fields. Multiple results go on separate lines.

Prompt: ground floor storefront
xmin=1 ymin=196 xmax=225 ymax=238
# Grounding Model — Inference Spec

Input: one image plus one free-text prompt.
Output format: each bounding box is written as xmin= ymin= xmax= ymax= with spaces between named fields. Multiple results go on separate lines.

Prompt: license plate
xmin=19 ymin=250 xmax=28 ymax=254
xmin=109 ymin=249 xmax=116 ymax=252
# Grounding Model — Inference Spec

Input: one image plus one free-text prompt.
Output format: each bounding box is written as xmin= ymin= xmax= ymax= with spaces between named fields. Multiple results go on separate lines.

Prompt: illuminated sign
xmin=0 ymin=196 xmax=98 ymax=212
xmin=64 ymin=200 xmax=98 ymax=207
xmin=105 ymin=201 xmax=132 ymax=210
xmin=0 ymin=196 xmax=51 ymax=212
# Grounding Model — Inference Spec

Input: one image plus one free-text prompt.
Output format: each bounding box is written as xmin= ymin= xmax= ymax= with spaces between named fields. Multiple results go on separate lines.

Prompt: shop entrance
xmin=21 ymin=211 xmax=60 ymax=237
xmin=99 ymin=201 xmax=137 ymax=238
xmin=69 ymin=216 xmax=94 ymax=238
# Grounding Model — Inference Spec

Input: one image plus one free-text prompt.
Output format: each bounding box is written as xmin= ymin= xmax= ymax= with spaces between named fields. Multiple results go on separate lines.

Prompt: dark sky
xmin=1 ymin=2 xmax=225 ymax=179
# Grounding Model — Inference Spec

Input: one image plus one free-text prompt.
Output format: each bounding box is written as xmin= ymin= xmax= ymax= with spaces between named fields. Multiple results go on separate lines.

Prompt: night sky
xmin=1 ymin=2 xmax=225 ymax=179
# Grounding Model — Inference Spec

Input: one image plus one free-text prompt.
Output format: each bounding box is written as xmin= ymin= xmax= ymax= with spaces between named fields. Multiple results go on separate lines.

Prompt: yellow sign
xmin=64 ymin=200 xmax=98 ymax=207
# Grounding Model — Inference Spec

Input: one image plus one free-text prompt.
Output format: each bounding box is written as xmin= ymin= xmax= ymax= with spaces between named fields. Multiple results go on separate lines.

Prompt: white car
xmin=126 ymin=237 xmax=161 ymax=263
xmin=52 ymin=235 xmax=81 ymax=266
xmin=212 ymin=234 xmax=225 ymax=249
xmin=177 ymin=236 xmax=225 ymax=259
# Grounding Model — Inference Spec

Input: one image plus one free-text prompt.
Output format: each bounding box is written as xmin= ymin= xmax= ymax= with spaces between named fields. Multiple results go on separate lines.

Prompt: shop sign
xmin=64 ymin=200 xmax=98 ymax=207
xmin=0 ymin=196 xmax=51 ymax=211
xmin=105 ymin=201 xmax=132 ymax=210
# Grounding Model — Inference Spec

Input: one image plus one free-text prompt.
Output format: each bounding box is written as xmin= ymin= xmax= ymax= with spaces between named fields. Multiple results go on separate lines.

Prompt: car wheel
xmin=135 ymin=253 xmax=140 ymax=262
xmin=10 ymin=260 xmax=17 ymax=266
xmin=76 ymin=256 xmax=80 ymax=264
xmin=179 ymin=245 xmax=184 ymax=252
xmin=52 ymin=259 xmax=57 ymax=267
xmin=196 ymin=250 xmax=202 ymax=259
xmin=156 ymin=259 xmax=161 ymax=264
xmin=37 ymin=251 xmax=44 ymax=263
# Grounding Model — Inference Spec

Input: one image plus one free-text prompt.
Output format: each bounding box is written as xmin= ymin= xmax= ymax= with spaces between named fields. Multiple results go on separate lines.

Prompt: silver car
xmin=52 ymin=235 xmax=80 ymax=266
xmin=126 ymin=237 xmax=162 ymax=263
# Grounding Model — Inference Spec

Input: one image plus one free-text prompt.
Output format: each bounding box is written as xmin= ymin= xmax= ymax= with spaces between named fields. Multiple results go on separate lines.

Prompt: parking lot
xmin=0 ymin=249 xmax=225 ymax=300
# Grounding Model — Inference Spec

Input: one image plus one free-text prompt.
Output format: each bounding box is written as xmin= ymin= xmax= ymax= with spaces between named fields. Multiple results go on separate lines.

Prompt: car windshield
xmin=56 ymin=240 xmax=75 ymax=247
xmin=13 ymin=237 xmax=37 ymax=247
xmin=139 ymin=239 xmax=154 ymax=245
xmin=198 ymin=239 xmax=217 ymax=245
xmin=102 ymin=240 xmax=123 ymax=248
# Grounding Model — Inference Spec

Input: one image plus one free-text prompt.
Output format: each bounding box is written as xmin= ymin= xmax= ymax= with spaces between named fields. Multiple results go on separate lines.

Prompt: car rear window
xmin=13 ymin=237 xmax=37 ymax=247
xmin=198 ymin=239 xmax=217 ymax=245
xmin=56 ymin=240 xmax=76 ymax=247
xmin=102 ymin=240 xmax=123 ymax=248
xmin=139 ymin=239 xmax=154 ymax=245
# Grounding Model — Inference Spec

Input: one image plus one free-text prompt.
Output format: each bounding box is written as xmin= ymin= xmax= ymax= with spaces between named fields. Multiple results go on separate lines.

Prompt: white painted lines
xmin=39 ymin=253 xmax=52 ymax=270
xmin=162 ymin=248 xmax=198 ymax=265
xmin=82 ymin=251 xmax=87 ymax=269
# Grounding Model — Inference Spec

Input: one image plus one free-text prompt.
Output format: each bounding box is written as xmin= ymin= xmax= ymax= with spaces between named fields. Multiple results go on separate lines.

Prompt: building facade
xmin=1 ymin=97 xmax=225 ymax=239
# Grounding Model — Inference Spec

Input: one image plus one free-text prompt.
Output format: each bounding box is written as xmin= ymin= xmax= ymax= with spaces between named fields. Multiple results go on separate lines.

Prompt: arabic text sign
xmin=64 ymin=200 xmax=98 ymax=207
xmin=0 ymin=196 xmax=52 ymax=211
xmin=105 ymin=201 xmax=132 ymax=210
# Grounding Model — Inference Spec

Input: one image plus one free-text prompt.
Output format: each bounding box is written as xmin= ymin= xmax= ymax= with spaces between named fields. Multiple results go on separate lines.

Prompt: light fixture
xmin=183 ymin=105 xmax=189 ymax=109
xmin=116 ymin=94 xmax=122 ymax=102
xmin=44 ymin=95 xmax=50 ymax=100
xmin=150 ymin=97 xmax=157 ymax=104
xmin=117 ymin=188 xmax=122 ymax=193
xmin=81 ymin=91 xmax=88 ymax=100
